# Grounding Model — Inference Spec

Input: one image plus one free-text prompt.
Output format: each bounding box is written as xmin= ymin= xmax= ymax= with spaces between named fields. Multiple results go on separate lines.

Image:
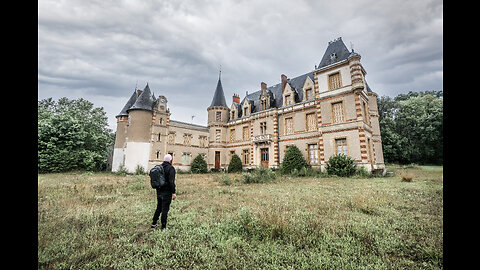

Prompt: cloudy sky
xmin=38 ymin=0 xmax=443 ymax=131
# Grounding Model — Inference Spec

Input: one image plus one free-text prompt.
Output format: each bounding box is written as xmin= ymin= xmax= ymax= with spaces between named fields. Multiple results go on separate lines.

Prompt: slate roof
xmin=126 ymin=84 xmax=156 ymax=112
xmin=209 ymin=77 xmax=228 ymax=108
xmin=116 ymin=90 xmax=138 ymax=117
xmin=317 ymin=37 xmax=353 ymax=69
xmin=239 ymin=71 xmax=314 ymax=115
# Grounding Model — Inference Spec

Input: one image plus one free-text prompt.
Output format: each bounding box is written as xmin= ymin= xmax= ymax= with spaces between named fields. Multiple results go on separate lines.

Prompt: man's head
xmin=164 ymin=154 xmax=173 ymax=164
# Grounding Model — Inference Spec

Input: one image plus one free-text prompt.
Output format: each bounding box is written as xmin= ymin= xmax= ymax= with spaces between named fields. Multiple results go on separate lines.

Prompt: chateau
xmin=112 ymin=37 xmax=385 ymax=173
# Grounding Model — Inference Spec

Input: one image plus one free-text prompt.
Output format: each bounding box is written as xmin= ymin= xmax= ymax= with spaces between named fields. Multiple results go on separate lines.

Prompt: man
xmin=151 ymin=154 xmax=176 ymax=229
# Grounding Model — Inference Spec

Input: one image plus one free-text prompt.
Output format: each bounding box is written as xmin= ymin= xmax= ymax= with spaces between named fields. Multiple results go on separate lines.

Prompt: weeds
xmin=38 ymin=165 xmax=443 ymax=269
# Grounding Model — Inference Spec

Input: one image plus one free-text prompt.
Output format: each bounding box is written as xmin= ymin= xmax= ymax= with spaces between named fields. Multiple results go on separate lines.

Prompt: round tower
xmin=207 ymin=73 xmax=229 ymax=170
xmin=123 ymin=84 xmax=156 ymax=173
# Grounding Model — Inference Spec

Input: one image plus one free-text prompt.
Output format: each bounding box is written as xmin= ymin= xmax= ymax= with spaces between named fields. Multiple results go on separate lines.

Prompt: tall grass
xmin=38 ymin=166 xmax=443 ymax=269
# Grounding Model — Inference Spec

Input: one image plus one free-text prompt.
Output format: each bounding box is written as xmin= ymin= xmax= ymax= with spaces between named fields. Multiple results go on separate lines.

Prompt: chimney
xmin=232 ymin=94 xmax=240 ymax=104
xmin=261 ymin=82 xmax=267 ymax=91
xmin=281 ymin=74 xmax=288 ymax=90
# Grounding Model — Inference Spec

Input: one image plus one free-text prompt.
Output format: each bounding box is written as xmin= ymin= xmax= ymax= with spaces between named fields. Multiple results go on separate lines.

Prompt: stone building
xmin=112 ymin=37 xmax=385 ymax=173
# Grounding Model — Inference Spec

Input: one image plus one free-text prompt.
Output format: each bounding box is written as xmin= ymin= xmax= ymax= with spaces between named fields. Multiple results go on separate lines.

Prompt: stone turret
xmin=207 ymin=73 xmax=229 ymax=170
xmin=123 ymin=84 xmax=156 ymax=173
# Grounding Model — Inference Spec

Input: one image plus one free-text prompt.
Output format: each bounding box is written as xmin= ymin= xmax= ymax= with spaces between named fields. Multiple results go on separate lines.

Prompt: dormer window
xmin=242 ymin=101 xmax=250 ymax=117
xmin=305 ymin=89 xmax=313 ymax=100
xmin=285 ymin=94 xmax=292 ymax=105
xmin=330 ymin=52 xmax=337 ymax=61
xmin=260 ymin=99 xmax=267 ymax=111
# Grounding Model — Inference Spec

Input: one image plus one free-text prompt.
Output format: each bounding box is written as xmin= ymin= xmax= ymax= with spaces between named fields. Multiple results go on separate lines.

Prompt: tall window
xmin=335 ymin=138 xmax=348 ymax=156
xmin=215 ymin=129 xmax=221 ymax=143
xmin=306 ymin=113 xmax=317 ymax=131
xmin=331 ymin=101 xmax=345 ymax=123
xmin=243 ymin=126 xmax=249 ymax=140
xmin=328 ymin=72 xmax=342 ymax=90
xmin=308 ymin=144 xmax=319 ymax=164
xmin=285 ymin=94 xmax=292 ymax=105
xmin=260 ymin=122 xmax=267 ymax=135
xmin=260 ymin=99 xmax=267 ymax=110
xmin=230 ymin=128 xmax=235 ymax=142
xmin=285 ymin=117 xmax=293 ymax=135
xmin=182 ymin=153 xmax=190 ymax=164
xmin=243 ymin=149 xmax=249 ymax=165
xmin=216 ymin=111 xmax=222 ymax=121
xmin=363 ymin=101 xmax=370 ymax=124
xmin=305 ymin=89 xmax=313 ymax=100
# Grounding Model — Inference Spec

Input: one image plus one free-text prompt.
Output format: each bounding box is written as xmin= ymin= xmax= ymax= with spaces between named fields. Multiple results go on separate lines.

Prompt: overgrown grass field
xmin=38 ymin=166 xmax=443 ymax=269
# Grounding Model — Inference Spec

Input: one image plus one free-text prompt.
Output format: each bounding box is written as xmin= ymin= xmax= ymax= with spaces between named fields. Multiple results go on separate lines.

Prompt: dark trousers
xmin=152 ymin=193 xmax=172 ymax=228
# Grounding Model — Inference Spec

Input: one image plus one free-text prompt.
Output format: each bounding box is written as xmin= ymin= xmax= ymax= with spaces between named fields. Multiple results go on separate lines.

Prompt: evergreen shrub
xmin=191 ymin=154 xmax=208 ymax=173
xmin=280 ymin=145 xmax=309 ymax=175
xmin=325 ymin=154 xmax=356 ymax=177
xmin=228 ymin=154 xmax=243 ymax=173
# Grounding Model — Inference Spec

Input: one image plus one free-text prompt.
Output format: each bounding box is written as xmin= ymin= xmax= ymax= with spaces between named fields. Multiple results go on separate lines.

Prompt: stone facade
xmin=112 ymin=37 xmax=385 ymax=173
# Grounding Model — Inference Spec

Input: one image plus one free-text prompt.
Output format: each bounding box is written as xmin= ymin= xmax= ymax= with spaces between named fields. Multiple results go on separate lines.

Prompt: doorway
xmin=215 ymin=151 xmax=220 ymax=169
xmin=261 ymin=148 xmax=269 ymax=168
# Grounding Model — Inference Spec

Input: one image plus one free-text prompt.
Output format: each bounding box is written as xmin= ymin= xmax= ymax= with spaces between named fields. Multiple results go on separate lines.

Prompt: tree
xmin=38 ymin=98 xmax=114 ymax=173
xmin=228 ymin=154 xmax=243 ymax=173
xmin=191 ymin=154 xmax=208 ymax=173
xmin=280 ymin=145 xmax=309 ymax=174
xmin=377 ymin=91 xmax=443 ymax=165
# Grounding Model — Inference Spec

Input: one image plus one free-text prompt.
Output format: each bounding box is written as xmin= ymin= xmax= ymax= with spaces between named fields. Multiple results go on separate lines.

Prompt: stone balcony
xmin=252 ymin=134 xmax=273 ymax=144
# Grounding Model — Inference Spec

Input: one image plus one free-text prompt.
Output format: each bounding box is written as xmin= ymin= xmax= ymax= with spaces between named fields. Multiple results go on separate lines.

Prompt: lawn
xmin=38 ymin=166 xmax=443 ymax=269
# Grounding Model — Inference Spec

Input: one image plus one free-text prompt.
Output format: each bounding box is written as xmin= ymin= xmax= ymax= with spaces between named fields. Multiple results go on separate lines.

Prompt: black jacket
xmin=156 ymin=161 xmax=176 ymax=195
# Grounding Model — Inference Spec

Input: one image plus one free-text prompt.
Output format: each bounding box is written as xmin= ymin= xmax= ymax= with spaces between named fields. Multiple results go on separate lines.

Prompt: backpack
xmin=149 ymin=165 xmax=167 ymax=189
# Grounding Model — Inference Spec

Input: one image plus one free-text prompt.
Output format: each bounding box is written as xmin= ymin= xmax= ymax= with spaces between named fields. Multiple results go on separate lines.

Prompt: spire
xmin=209 ymin=75 xmax=227 ymax=108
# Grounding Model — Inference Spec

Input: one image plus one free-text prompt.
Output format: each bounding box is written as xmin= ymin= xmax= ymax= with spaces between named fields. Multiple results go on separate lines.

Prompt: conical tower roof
xmin=116 ymin=90 xmax=137 ymax=117
xmin=209 ymin=75 xmax=227 ymax=108
xmin=127 ymin=83 xmax=156 ymax=112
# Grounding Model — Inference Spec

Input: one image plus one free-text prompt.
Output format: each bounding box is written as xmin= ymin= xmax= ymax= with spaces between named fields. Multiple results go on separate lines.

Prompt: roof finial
xmin=219 ymin=64 xmax=222 ymax=80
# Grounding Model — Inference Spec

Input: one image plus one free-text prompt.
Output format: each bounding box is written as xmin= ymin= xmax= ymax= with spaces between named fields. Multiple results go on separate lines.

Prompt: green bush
xmin=326 ymin=154 xmax=356 ymax=177
xmin=228 ymin=154 xmax=243 ymax=173
xmin=280 ymin=145 xmax=309 ymax=175
xmin=241 ymin=167 xmax=276 ymax=184
xmin=191 ymin=154 xmax=208 ymax=173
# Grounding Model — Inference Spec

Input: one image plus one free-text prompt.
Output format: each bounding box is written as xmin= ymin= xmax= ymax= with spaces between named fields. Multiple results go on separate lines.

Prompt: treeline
xmin=38 ymin=98 xmax=115 ymax=173
xmin=377 ymin=91 xmax=443 ymax=165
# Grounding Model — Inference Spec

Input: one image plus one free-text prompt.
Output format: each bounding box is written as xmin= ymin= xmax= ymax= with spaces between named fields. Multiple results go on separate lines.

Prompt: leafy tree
xmin=228 ymin=154 xmax=243 ymax=173
xmin=325 ymin=154 xmax=356 ymax=177
xmin=191 ymin=154 xmax=208 ymax=173
xmin=38 ymin=97 xmax=114 ymax=173
xmin=280 ymin=145 xmax=308 ymax=174
xmin=377 ymin=91 xmax=443 ymax=165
